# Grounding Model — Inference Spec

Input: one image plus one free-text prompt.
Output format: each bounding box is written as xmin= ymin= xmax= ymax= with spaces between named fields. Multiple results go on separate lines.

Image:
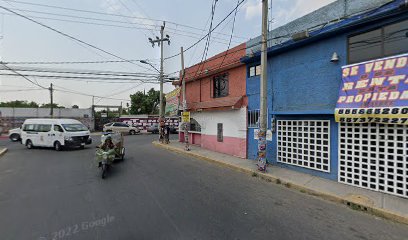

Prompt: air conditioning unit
xmin=291 ymin=30 xmax=310 ymax=41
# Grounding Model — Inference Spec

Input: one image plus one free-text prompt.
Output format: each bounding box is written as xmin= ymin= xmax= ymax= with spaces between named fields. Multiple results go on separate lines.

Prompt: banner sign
xmin=165 ymin=88 xmax=181 ymax=116
xmin=335 ymin=54 xmax=408 ymax=124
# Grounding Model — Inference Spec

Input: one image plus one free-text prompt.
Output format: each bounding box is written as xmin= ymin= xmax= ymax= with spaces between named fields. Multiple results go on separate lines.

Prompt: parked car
xmin=147 ymin=123 xmax=159 ymax=134
xmin=103 ymin=122 xmax=140 ymax=135
xmin=169 ymin=125 xmax=178 ymax=134
xmin=8 ymin=127 xmax=21 ymax=142
xmin=21 ymin=118 xmax=92 ymax=151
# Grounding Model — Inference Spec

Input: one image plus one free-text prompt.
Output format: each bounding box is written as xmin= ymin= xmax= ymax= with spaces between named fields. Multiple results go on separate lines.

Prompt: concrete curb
xmin=153 ymin=141 xmax=408 ymax=225
xmin=0 ymin=148 xmax=8 ymax=158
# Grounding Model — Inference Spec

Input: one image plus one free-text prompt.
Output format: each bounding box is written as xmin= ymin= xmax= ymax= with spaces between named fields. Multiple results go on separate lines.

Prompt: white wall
xmin=191 ymin=107 xmax=247 ymax=139
xmin=0 ymin=108 xmax=94 ymax=132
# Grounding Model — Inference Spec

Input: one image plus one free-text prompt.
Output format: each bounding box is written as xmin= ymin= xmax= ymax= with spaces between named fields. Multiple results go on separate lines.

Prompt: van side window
xmin=36 ymin=124 xmax=52 ymax=132
xmin=23 ymin=124 xmax=35 ymax=131
xmin=54 ymin=125 xmax=64 ymax=132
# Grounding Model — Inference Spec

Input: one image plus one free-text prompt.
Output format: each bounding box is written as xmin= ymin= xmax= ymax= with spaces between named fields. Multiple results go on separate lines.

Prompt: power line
xmin=0 ymin=9 xmax=240 ymax=45
xmin=0 ymin=88 xmax=44 ymax=92
xmin=0 ymin=65 xmax=159 ymax=77
xmin=1 ymin=0 xmax=249 ymax=40
xmin=0 ymin=63 xmax=47 ymax=89
xmin=53 ymin=87 xmax=131 ymax=102
xmin=218 ymin=0 xmax=240 ymax=71
xmin=0 ymin=5 xmax=152 ymax=71
xmin=193 ymin=0 xmax=219 ymax=80
xmin=101 ymin=81 xmax=146 ymax=99
xmin=2 ymin=59 xmax=159 ymax=65
xmin=164 ymin=0 xmax=247 ymax=61
xmin=0 ymin=73 xmax=160 ymax=82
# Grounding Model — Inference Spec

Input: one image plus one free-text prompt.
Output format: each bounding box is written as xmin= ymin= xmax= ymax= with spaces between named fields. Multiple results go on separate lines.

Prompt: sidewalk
xmin=153 ymin=141 xmax=408 ymax=225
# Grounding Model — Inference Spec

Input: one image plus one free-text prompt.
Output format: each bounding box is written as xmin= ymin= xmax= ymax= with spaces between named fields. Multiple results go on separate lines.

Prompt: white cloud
xmin=244 ymin=0 xmax=262 ymax=20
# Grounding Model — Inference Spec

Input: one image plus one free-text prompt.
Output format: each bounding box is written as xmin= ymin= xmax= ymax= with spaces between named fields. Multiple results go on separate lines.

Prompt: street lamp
xmin=139 ymin=60 xmax=160 ymax=74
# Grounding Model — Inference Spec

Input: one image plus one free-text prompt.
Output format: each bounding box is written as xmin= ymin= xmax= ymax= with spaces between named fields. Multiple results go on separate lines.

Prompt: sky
xmin=0 ymin=0 xmax=335 ymax=108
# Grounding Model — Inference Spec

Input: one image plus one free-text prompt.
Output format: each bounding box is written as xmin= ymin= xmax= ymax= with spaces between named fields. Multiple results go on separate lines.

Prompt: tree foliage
xmin=72 ymin=105 xmax=79 ymax=109
xmin=0 ymin=101 xmax=65 ymax=108
xmin=130 ymin=88 xmax=161 ymax=115
xmin=0 ymin=100 xmax=39 ymax=108
xmin=40 ymin=103 xmax=65 ymax=108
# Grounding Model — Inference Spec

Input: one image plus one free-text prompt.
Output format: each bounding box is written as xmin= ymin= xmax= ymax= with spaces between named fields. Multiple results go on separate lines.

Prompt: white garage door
xmin=277 ymin=120 xmax=330 ymax=173
xmin=338 ymin=123 xmax=408 ymax=198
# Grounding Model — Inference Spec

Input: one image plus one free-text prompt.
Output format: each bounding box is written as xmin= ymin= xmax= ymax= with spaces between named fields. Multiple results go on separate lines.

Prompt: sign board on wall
xmin=165 ymin=88 xmax=180 ymax=116
xmin=182 ymin=111 xmax=190 ymax=123
xmin=266 ymin=130 xmax=272 ymax=141
xmin=335 ymin=54 xmax=408 ymax=125
xmin=254 ymin=129 xmax=272 ymax=141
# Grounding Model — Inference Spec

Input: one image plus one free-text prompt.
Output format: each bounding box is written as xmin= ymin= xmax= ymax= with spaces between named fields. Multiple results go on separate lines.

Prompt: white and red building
xmin=178 ymin=43 xmax=248 ymax=158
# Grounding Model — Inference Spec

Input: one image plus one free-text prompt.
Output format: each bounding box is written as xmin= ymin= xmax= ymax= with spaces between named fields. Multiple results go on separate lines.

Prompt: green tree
xmin=130 ymin=88 xmax=161 ymax=114
xmin=72 ymin=105 xmax=79 ymax=109
xmin=0 ymin=100 xmax=39 ymax=108
xmin=40 ymin=103 xmax=65 ymax=108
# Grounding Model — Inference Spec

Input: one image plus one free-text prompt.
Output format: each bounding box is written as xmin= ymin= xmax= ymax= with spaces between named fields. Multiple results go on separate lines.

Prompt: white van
xmin=21 ymin=119 xmax=92 ymax=151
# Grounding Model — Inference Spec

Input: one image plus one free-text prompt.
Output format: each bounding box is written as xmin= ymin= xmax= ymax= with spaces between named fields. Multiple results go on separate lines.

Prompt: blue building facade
xmin=244 ymin=0 xmax=408 ymax=185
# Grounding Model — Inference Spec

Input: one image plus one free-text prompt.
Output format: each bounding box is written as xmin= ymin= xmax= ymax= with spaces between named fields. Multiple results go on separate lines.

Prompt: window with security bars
xmin=248 ymin=109 xmax=260 ymax=128
xmin=277 ymin=120 xmax=330 ymax=172
xmin=338 ymin=123 xmax=408 ymax=198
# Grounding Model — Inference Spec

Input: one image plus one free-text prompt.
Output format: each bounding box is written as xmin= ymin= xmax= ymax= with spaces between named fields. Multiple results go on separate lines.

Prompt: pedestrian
xmin=165 ymin=125 xmax=170 ymax=144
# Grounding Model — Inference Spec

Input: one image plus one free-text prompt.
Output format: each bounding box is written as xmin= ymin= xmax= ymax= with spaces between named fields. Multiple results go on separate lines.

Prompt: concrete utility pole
xmin=257 ymin=0 xmax=268 ymax=171
xmin=180 ymin=46 xmax=190 ymax=151
xmin=147 ymin=21 xmax=170 ymax=142
xmin=49 ymin=83 xmax=54 ymax=118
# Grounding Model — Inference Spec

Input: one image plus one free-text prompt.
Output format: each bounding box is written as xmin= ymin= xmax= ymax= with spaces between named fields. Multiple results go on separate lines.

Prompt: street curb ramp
xmin=152 ymin=141 xmax=408 ymax=226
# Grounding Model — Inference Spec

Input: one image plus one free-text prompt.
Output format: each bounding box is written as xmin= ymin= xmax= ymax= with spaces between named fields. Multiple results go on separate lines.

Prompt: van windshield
xmin=62 ymin=124 xmax=88 ymax=132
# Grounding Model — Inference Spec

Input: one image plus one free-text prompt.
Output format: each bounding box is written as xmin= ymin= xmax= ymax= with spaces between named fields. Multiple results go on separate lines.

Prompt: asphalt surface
xmin=0 ymin=135 xmax=408 ymax=240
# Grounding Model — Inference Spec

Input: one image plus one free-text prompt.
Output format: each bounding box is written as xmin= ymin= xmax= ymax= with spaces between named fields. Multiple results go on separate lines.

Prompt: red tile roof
xmin=182 ymin=43 xmax=246 ymax=83
xmin=187 ymin=96 xmax=243 ymax=111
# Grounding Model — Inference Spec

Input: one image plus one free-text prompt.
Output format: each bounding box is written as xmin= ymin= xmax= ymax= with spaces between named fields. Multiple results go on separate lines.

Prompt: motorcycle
xmin=96 ymin=149 xmax=115 ymax=179
xmin=96 ymin=132 xmax=125 ymax=179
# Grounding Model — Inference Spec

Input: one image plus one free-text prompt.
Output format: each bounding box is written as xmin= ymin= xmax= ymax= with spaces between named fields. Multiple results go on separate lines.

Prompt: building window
xmin=248 ymin=109 xmax=260 ymax=128
xmin=348 ymin=19 xmax=408 ymax=64
xmin=277 ymin=120 xmax=330 ymax=172
xmin=249 ymin=64 xmax=261 ymax=77
xmin=213 ymin=73 xmax=229 ymax=98
xmin=217 ymin=123 xmax=223 ymax=142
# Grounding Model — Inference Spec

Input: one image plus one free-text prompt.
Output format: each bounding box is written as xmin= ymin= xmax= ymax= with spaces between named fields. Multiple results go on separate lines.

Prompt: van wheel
xmin=54 ymin=141 xmax=62 ymax=151
xmin=10 ymin=134 xmax=21 ymax=142
xmin=26 ymin=140 xmax=33 ymax=149
xmin=129 ymin=130 xmax=136 ymax=135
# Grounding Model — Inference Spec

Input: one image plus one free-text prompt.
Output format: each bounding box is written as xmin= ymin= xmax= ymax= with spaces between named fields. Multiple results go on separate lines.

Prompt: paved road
xmin=0 ymin=135 xmax=407 ymax=240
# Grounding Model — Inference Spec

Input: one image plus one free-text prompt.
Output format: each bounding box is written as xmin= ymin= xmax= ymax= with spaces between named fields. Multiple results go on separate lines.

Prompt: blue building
xmin=243 ymin=0 xmax=408 ymax=198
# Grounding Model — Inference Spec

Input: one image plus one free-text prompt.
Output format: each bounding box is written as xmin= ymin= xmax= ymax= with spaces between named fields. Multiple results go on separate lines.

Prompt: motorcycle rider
xmin=100 ymin=136 xmax=115 ymax=151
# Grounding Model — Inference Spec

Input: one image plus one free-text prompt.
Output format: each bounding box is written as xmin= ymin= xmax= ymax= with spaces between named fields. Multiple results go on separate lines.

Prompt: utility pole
xmin=180 ymin=46 xmax=190 ymax=151
xmin=257 ymin=0 xmax=268 ymax=172
xmin=49 ymin=83 xmax=54 ymax=118
xmin=147 ymin=21 xmax=170 ymax=142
